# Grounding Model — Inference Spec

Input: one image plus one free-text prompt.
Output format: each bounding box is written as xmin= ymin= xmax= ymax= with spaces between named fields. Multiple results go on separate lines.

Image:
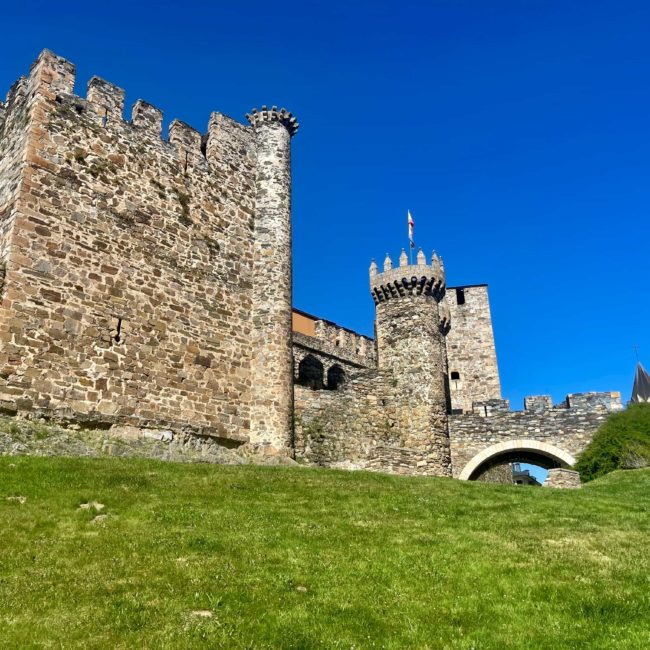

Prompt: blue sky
xmin=1 ymin=0 xmax=648 ymax=409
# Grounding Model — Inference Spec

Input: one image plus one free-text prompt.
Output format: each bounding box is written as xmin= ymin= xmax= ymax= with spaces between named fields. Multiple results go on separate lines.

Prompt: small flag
xmin=408 ymin=210 xmax=415 ymax=249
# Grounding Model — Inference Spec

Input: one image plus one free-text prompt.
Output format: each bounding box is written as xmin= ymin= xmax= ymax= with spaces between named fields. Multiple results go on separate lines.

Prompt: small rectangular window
xmin=456 ymin=288 xmax=466 ymax=305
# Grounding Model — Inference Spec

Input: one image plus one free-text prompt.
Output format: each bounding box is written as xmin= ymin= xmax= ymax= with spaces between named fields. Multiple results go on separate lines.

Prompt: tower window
xmin=451 ymin=371 xmax=460 ymax=381
xmin=456 ymin=288 xmax=466 ymax=305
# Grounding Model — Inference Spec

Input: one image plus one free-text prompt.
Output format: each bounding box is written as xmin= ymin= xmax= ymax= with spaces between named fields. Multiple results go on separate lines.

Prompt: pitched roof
xmin=631 ymin=362 xmax=650 ymax=403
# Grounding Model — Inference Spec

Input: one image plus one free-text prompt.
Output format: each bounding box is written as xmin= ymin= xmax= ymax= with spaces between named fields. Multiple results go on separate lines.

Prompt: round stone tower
xmin=370 ymin=247 xmax=452 ymax=475
xmin=246 ymin=106 xmax=298 ymax=454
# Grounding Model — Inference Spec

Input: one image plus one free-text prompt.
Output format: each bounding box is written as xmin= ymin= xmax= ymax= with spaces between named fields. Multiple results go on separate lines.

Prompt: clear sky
xmin=1 ymin=0 xmax=648 ymax=409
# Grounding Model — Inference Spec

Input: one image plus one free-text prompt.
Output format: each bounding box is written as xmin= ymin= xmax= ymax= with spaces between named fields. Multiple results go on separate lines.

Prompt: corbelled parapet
xmin=246 ymin=106 xmax=299 ymax=138
xmin=369 ymin=248 xmax=446 ymax=305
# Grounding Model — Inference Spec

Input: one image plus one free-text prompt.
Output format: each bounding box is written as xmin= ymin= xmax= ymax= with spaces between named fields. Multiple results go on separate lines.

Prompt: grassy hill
xmin=1 ymin=458 xmax=649 ymax=649
xmin=576 ymin=403 xmax=650 ymax=481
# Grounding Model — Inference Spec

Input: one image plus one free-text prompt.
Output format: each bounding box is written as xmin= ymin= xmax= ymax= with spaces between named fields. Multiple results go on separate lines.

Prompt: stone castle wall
xmin=293 ymin=282 xmax=502 ymax=418
xmin=294 ymin=372 xmax=448 ymax=476
xmin=543 ymin=468 xmax=581 ymax=489
xmin=0 ymin=50 xmax=294 ymax=450
xmin=248 ymin=109 xmax=298 ymax=453
xmin=449 ymin=392 xmax=622 ymax=478
xmin=0 ymin=73 xmax=33 ymax=279
xmin=293 ymin=334 xmax=370 ymax=391
xmin=1 ymin=51 xmax=623 ymax=486
xmin=312 ymin=318 xmax=376 ymax=367
xmin=291 ymin=308 xmax=377 ymax=391
xmin=296 ymin=386 xmax=622 ymax=480
xmin=444 ymin=285 xmax=501 ymax=413
xmin=294 ymin=254 xmax=454 ymax=477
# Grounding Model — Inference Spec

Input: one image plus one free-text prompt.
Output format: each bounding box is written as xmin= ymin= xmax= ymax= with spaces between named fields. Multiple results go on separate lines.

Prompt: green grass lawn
xmin=1 ymin=458 xmax=649 ymax=649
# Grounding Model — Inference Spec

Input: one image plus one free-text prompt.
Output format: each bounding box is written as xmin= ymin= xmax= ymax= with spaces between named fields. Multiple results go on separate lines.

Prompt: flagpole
xmin=408 ymin=209 xmax=414 ymax=265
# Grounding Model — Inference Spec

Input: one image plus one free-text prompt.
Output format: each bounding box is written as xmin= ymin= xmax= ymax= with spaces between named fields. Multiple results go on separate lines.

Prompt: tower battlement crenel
xmin=9 ymin=49 xmax=261 ymax=180
xmin=369 ymin=249 xmax=446 ymax=304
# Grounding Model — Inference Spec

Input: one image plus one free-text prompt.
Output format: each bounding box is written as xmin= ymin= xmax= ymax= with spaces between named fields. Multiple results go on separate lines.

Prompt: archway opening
xmin=327 ymin=364 xmax=346 ymax=390
xmin=470 ymin=450 xmax=563 ymax=483
xmin=459 ymin=441 xmax=577 ymax=485
xmin=474 ymin=457 xmax=555 ymax=485
xmin=297 ymin=355 xmax=325 ymax=390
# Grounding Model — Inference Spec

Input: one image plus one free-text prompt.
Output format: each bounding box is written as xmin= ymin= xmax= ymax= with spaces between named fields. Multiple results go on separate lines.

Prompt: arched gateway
xmin=458 ymin=440 xmax=577 ymax=481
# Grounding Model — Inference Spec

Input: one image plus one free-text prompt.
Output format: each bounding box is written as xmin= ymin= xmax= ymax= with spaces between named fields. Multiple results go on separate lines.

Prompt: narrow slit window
xmin=456 ymin=287 xmax=466 ymax=305
xmin=113 ymin=317 xmax=123 ymax=344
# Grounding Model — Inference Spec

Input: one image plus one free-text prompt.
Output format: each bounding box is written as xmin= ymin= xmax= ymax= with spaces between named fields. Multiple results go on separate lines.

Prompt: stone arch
xmin=297 ymin=354 xmax=324 ymax=390
xmin=458 ymin=440 xmax=577 ymax=481
xmin=327 ymin=364 xmax=346 ymax=390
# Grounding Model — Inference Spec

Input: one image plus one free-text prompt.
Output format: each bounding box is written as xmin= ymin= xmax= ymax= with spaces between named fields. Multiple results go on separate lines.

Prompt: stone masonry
xmin=292 ymin=308 xmax=376 ymax=391
xmin=294 ymin=249 xmax=453 ymax=477
xmin=247 ymin=107 xmax=298 ymax=454
xmin=292 ymin=243 xmax=623 ymax=483
xmin=0 ymin=50 xmax=624 ymax=485
xmin=0 ymin=50 xmax=296 ymax=456
xmin=444 ymin=285 xmax=501 ymax=413
xmin=448 ymin=392 xmax=622 ymax=479
xmin=543 ymin=468 xmax=582 ymax=489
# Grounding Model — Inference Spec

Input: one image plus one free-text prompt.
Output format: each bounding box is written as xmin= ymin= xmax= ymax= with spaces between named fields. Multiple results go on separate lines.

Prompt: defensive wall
xmin=295 ymin=250 xmax=454 ymax=477
xmin=449 ymin=392 xmax=622 ymax=479
xmin=293 ymin=248 xmax=623 ymax=482
xmin=292 ymin=308 xmax=376 ymax=390
xmin=0 ymin=50 xmax=625 ymax=485
xmin=295 ymin=381 xmax=622 ymax=478
xmin=291 ymin=283 xmax=503 ymax=413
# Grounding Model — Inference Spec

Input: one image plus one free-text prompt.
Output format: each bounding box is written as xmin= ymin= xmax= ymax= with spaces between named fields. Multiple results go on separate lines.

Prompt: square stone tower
xmin=443 ymin=284 xmax=501 ymax=413
xmin=0 ymin=50 xmax=297 ymax=454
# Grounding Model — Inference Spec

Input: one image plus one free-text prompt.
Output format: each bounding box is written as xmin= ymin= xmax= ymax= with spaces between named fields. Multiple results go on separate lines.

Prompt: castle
xmin=0 ymin=51 xmax=623 ymax=485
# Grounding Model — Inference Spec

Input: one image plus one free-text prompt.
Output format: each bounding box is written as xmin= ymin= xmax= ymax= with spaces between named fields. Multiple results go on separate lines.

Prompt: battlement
xmin=369 ymin=248 xmax=446 ymax=305
xmin=246 ymin=106 xmax=299 ymax=138
xmin=315 ymin=318 xmax=374 ymax=359
xmin=0 ymin=49 xmax=270 ymax=177
xmin=292 ymin=308 xmax=376 ymax=367
xmin=563 ymin=391 xmax=623 ymax=412
xmin=470 ymin=391 xmax=623 ymax=417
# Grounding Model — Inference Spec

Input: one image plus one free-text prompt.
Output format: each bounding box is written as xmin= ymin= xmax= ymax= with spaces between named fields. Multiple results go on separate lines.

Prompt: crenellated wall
xmin=0 ymin=50 xmax=294 ymax=450
xmin=291 ymin=307 xmax=377 ymax=388
xmin=449 ymin=392 xmax=623 ymax=479
xmin=1 ymin=50 xmax=624 ymax=485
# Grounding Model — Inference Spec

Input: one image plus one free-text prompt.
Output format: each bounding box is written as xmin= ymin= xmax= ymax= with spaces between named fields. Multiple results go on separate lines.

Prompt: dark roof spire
xmin=631 ymin=362 xmax=650 ymax=403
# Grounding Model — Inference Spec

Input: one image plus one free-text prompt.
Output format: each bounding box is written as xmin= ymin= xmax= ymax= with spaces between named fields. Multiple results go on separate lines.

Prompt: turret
xmin=247 ymin=106 xmax=299 ymax=454
xmin=369 ymin=248 xmax=452 ymax=475
xmin=370 ymin=248 xmax=446 ymax=306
